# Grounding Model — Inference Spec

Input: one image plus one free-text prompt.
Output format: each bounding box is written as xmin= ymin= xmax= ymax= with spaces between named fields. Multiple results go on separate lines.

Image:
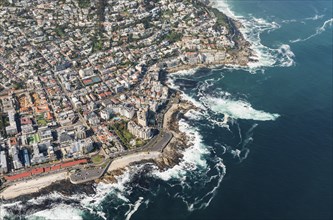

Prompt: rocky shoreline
xmin=1 ymin=2 xmax=253 ymax=201
xmin=3 ymin=179 xmax=95 ymax=204
xmin=0 ymin=97 xmax=195 ymax=201
xmin=101 ymin=94 xmax=195 ymax=184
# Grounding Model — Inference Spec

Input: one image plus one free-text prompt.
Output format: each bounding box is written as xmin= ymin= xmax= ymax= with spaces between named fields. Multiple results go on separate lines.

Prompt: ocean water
xmin=1 ymin=0 xmax=332 ymax=219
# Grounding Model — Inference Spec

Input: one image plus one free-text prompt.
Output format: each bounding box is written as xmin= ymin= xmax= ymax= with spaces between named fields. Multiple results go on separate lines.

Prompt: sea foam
xmin=125 ymin=197 xmax=144 ymax=220
xmin=27 ymin=204 xmax=84 ymax=220
xmin=290 ymin=18 xmax=333 ymax=43
xmin=153 ymin=119 xmax=210 ymax=181
xmin=212 ymin=0 xmax=295 ymax=70
xmin=200 ymin=95 xmax=280 ymax=121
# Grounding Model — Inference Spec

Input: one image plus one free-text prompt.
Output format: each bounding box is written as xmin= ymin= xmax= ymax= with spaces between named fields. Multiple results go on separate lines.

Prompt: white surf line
xmin=305 ymin=14 xmax=324 ymax=21
xmin=125 ymin=197 xmax=144 ymax=220
xmin=290 ymin=18 xmax=333 ymax=43
xmin=200 ymin=95 xmax=280 ymax=121
xmin=27 ymin=204 xmax=83 ymax=220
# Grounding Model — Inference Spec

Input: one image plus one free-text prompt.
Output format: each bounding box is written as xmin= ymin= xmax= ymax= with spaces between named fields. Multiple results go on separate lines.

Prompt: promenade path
xmin=107 ymin=151 xmax=161 ymax=172
xmin=0 ymin=172 xmax=67 ymax=200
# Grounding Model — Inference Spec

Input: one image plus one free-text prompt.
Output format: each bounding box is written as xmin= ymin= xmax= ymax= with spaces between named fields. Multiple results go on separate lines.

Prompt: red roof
xmin=5 ymin=171 xmax=32 ymax=181
xmin=31 ymin=168 xmax=44 ymax=175
xmin=83 ymin=79 xmax=93 ymax=84
xmin=4 ymin=159 xmax=88 ymax=181
xmin=51 ymin=164 xmax=61 ymax=171
xmin=61 ymin=159 xmax=87 ymax=168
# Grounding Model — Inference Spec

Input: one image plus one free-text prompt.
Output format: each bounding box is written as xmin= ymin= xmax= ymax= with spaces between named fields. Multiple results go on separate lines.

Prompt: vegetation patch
xmin=36 ymin=114 xmax=48 ymax=126
xmin=55 ymin=25 xmax=66 ymax=38
xmin=135 ymin=139 xmax=147 ymax=148
xmin=165 ymin=31 xmax=183 ymax=43
xmin=110 ymin=121 xmax=134 ymax=149
xmin=91 ymin=155 xmax=104 ymax=164
xmin=28 ymin=133 xmax=41 ymax=144
xmin=78 ymin=0 xmax=90 ymax=8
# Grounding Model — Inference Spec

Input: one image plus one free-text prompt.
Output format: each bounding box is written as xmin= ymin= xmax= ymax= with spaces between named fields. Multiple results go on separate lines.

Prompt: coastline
xmin=107 ymin=151 xmax=161 ymax=172
xmin=0 ymin=1 xmax=253 ymax=201
xmin=0 ymin=172 xmax=68 ymax=200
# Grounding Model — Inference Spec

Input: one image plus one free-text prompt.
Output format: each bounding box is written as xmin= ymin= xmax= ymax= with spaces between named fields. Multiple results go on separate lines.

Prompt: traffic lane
xmin=150 ymin=132 xmax=173 ymax=152
xmin=71 ymin=168 xmax=104 ymax=182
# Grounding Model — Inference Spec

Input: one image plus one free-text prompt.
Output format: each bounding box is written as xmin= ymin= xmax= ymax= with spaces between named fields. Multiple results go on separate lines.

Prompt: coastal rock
xmin=4 ymin=180 xmax=96 ymax=203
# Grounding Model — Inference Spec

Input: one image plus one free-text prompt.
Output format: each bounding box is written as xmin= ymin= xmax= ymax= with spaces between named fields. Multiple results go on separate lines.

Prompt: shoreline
xmin=0 ymin=1 xmax=252 ymax=201
xmin=107 ymin=151 xmax=161 ymax=172
xmin=0 ymin=171 xmax=68 ymax=200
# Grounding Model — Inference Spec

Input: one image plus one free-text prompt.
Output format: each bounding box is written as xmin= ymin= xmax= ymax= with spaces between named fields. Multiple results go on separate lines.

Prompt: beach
xmin=0 ymin=172 xmax=68 ymax=200
xmin=107 ymin=152 xmax=161 ymax=172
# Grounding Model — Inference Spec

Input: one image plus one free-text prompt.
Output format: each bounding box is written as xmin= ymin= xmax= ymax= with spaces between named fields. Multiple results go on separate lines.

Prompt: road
xmin=69 ymin=159 xmax=111 ymax=184
xmin=144 ymin=132 xmax=173 ymax=152
xmin=108 ymin=131 xmax=172 ymax=158
xmin=69 ymin=166 xmax=104 ymax=184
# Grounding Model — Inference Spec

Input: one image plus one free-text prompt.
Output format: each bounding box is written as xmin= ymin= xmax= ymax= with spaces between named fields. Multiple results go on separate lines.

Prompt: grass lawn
xmin=28 ymin=133 xmax=41 ymax=144
xmin=27 ymin=136 xmax=33 ymax=144
xmin=37 ymin=118 xmax=47 ymax=126
xmin=34 ymin=133 xmax=41 ymax=142
xmin=36 ymin=114 xmax=48 ymax=126
xmin=135 ymin=139 xmax=147 ymax=148
xmin=91 ymin=155 xmax=104 ymax=164
xmin=111 ymin=121 xmax=134 ymax=149
xmin=123 ymin=129 xmax=133 ymax=141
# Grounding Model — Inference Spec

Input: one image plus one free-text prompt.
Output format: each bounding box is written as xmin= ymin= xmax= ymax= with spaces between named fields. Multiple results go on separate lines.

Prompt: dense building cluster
xmin=0 ymin=0 xmax=239 ymax=177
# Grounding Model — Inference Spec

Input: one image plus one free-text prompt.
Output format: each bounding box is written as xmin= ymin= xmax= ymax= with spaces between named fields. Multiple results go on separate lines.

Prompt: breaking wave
xmin=0 ymin=165 xmax=145 ymax=220
xmin=290 ymin=18 xmax=333 ymax=43
xmin=27 ymin=204 xmax=84 ymax=220
xmin=200 ymin=95 xmax=279 ymax=121
xmin=153 ymin=119 xmax=210 ymax=182
xmin=124 ymin=197 xmax=144 ymax=220
xmin=152 ymin=119 xmax=227 ymax=211
xmin=0 ymin=1 xmax=290 ymax=219
xmin=282 ymin=14 xmax=324 ymax=23
xmin=305 ymin=14 xmax=325 ymax=21
xmin=212 ymin=0 xmax=295 ymax=71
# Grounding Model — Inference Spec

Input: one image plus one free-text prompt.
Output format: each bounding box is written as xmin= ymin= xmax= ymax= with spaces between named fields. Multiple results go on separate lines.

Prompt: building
xmin=87 ymin=112 xmax=100 ymax=126
xmin=39 ymin=128 xmax=53 ymax=142
xmin=0 ymin=151 xmax=8 ymax=174
xmin=5 ymin=110 xmax=18 ymax=136
xmin=1 ymin=97 xmax=16 ymax=112
xmin=70 ymin=138 xmax=94 ymax=155
xmin=111 ymin=104 xmax=136 ymax=119
xmin=58 ymin=110 xmax=76 ymax=126
xmin=79 ymin=68 xmax=94 ymax=79
xmin=9 ymin=146 xmax=23 ymax=170
xmin=100 ymin=107 xmax=113 ymax=120
xmin=8 ymin=0 xmax=18 ymax=4
xmin=59 ymin=131 xmax=74 ymax=145
xmin=21 ymin=124 xmax=34 ymax=134
xmin=75 ymin=126 xmax=87 ymax=139
xmin=127 ymin=121 xmax=152 ymax=140
xmin=115 ymin=85 xmax=124 ymax=93
xmin=72 ymin=97 xmax=82 ymax=108
xmin=31 ymin=142 xmax=50 ymax=164
xmin=137 ymin=107 xmax=149 ymax=127
xmin=22 ymin=148 xmax=31 ymax=167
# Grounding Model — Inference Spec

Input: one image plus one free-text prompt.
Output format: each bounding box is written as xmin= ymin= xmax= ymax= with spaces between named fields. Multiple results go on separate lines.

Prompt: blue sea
xmin=1 ymin=0 xmax=332 ymax=219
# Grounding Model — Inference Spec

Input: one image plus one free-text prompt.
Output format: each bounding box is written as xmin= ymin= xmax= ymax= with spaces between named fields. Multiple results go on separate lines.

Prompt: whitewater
xmin=0 ymin=0 xmax=299 ymax=219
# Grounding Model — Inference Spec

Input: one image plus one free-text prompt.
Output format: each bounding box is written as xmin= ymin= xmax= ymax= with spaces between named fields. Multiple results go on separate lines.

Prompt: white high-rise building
xmin=0 ymin=151 xmax=8 ymax=174
xmin=127 ymin=121 xmax=152 ymax=140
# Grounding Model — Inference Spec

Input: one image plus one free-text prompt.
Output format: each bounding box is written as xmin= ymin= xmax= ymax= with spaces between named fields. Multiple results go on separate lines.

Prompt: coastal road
xmin=108 ymin=131 xmax=173 ymax=159
xmin=70 ymin=167 xmax=105 ymax=184
xmin=69 ymin=160 xmax=111 ymax=184
xmin=145 ymin=132 xmax=173 ymax=152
